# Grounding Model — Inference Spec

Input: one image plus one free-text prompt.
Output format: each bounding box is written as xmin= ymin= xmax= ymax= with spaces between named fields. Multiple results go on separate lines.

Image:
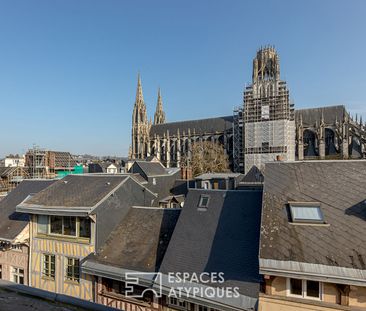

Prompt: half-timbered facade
xmin=16 ymin=174 xmax=157 ymax=301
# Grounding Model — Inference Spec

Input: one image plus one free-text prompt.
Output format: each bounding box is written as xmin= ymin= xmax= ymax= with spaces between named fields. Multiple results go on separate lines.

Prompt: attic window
xmin=289 ymin=202 xmax=324 ymax=224
xmin=198 ymin=195 xmax=210 ymax=208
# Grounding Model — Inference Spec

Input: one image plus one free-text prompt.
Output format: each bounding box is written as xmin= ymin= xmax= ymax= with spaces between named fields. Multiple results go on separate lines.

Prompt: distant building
xmin=4 ymin=154 xmax=25 ymax=167
xmin=259 ymin=160 xmax=366 ymax=310
xmin=0 ymin=166 xmax=29 ymax=194
xmin=130 ymin=47 xmax=365 ymax=173
xmin=25 ymin=148 xmax=77 ymax=178
xmin=88 ymin=162 xmax=122 ymax=174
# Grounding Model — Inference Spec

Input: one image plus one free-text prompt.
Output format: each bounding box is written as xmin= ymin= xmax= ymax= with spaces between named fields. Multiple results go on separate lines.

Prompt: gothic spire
xmin=154 ymin=87 xmax=166 ymax=125
xmin=135 ymin=73 xmax=144 ymax=105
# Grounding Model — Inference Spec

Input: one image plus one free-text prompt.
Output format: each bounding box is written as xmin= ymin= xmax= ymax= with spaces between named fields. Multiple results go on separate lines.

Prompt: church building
xmin=130 ymin=47 xmax=366 ymax=173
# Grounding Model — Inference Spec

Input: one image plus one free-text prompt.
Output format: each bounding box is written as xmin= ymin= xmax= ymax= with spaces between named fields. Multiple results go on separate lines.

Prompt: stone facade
xmin=130 ymin=47 xmax=366 ymax=172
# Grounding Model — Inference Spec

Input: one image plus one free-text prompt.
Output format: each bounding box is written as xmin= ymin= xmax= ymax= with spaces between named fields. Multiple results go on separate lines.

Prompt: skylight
xmin=198 ymin=195 xmax=210 ymax=208
xmin=289 ymin=202 xmax=324 ymax=223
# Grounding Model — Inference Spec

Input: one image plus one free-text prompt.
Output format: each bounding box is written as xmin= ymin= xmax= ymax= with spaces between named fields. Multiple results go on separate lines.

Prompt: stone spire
xmin=154 ymin=88 xmax=166 ymax=125
xmin=131 ymin=74 xmax=149 ymax=160
xmin=135 ymin=73 xmax=144 ymax=104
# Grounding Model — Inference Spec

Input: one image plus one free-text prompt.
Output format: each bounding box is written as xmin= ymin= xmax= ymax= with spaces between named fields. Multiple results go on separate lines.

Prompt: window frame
xmin=286 ymin=278 xmax=322 ymax=301
xmin=198 ymin=195 xmax=210 ymax=208
xmin=42 ymin=253 xmax=56 ymax=280
xmin=37 ymin=215 xmax=91 ymax=240
xmin=65 ymin=257 xmax=80 ymax=283
xmin=288 ymin=201 xmax=325 ymax=224
xmin=11 ymin=266 xmax=24 ymax=284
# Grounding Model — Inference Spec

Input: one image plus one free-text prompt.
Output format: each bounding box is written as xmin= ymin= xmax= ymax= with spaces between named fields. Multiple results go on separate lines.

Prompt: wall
xmin=29 ymin=215 xmax=95 ymax=301
xmin=261 ymin=276 xmax=366 ymax=310
xmin=0 ymin=244 xmax=28 ymax=285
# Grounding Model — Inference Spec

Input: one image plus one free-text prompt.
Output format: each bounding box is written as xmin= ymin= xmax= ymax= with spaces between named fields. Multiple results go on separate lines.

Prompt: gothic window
xmin=303 ymin=130 xmax=318 ymax=157
xmin=325 ymin=128 xmax=337 ymax=155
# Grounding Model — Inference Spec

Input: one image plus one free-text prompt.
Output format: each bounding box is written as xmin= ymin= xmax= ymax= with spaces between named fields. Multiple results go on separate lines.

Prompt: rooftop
xmin=260 ymin=160 xmax=366 ymax=284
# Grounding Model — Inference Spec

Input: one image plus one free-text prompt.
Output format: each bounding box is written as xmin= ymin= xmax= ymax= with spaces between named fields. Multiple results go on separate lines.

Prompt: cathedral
xmin=130 ymin=47 xmax=366 ymax=173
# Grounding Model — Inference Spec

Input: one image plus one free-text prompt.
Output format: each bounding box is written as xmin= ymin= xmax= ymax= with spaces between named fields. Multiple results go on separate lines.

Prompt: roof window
xmin=289 ymin=202 xmax=324 ymax=224
xmin=198 ymin=195 xmax=210 ymax=208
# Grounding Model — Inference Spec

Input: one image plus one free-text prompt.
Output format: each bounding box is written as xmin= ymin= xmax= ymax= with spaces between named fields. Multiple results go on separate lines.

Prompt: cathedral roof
xmin=295 ymin=105 xmax=346 ymax=126
xmin=150 ymin=115 xmax=234 ymax=137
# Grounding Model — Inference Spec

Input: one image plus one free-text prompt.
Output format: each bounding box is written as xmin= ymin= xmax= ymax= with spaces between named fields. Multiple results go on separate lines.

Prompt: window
xmin=287 ymin=278 xmax=321 ymax=300
xmin=79 ymin=217 xmax=91 ymax=238
xmin=202 ymin=181 xmax=210 ymax=189
xmin=11 ymin=244 xmax=22 ymax=251
xmin=198 ymin=195 xmax=209 ymax=208
xmin=168 ymin=297 xmax=187 ymax=308
xmin=66 ymin=258 xmax=80 ymax=282
xmin=47 ymin=216 xmax=89 ymax=238
xmin=0 ymin=265 xmax=2 ymax=279
xmin=306 ymin=280 xmax=320 ymax=298
xmin=152 ymin=178 xmax=157 ymax=185
xmin=289 ymin=202 xmax=324 ymax=223
xmin=11 ymin=267 xmax=24 ymax=284
xmin=43 ymin=254 xmax=55 ymax=279
xmin=50 ymin=216 xmax=63 ymax=234
xmin=290 ymin=278 xmax=302 ymax=296
xmin=37 ymin=215 xmax=48 ymax=234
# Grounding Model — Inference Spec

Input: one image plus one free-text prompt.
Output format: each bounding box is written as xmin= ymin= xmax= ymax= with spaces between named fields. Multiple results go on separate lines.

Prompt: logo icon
xmin=125 ymin=272 xmax=163 ymax=298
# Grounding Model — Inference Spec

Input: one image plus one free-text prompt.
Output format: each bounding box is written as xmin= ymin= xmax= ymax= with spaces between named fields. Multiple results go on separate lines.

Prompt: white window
xmin=11 ymin=267 xmax=24 ymax=284
xmin=289 ymin=202 xmax=324 ymax=224
xmin=287 ymin=278 xmax=322 ymax=300
xmin=152 ymin=178 xmax=157 ymax=185
xmin=202 ymin=181 xmax=210 ymax=189
xmin=198 ymin=195 xmax=210 ymax=208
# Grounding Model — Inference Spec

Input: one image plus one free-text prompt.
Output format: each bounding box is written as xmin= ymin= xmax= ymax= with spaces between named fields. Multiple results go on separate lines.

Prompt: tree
xmin=182 ymin=141 xmax=230 ymax=177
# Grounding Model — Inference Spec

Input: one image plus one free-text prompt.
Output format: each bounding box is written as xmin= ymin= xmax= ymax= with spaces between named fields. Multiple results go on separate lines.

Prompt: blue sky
xmin=1 ymin=0 xmax=365 ymax=157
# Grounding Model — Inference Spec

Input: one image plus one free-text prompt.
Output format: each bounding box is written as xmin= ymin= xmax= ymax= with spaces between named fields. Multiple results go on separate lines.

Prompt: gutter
xmin=260 ymin=259 xmax=366 ymax=287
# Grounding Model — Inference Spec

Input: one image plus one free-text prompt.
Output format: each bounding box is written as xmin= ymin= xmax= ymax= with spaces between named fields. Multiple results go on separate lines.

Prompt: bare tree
xmin=182 ymin=141 xmax=230 ymax=177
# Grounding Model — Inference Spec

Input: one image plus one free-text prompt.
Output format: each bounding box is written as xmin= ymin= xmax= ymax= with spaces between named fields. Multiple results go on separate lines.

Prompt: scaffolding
xmin=233 ymin=106 xmax=244 ymax=173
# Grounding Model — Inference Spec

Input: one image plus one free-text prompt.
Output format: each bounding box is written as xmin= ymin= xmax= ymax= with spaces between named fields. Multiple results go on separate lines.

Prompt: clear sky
xmin=1 ymin=0 xmax=365 ymax=158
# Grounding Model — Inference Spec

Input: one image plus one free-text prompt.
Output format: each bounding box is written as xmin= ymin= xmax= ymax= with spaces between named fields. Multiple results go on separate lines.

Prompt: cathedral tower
xmin=131 ymin=74 xmax=150 ymax=159
xmin=154 ymin=88 xmax=166 ymax=125
xmin=243 ymin=46 xmax=295 ymax=173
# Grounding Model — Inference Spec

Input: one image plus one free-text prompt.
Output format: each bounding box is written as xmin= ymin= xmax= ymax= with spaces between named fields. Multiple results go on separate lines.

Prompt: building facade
xmin=130 ymin=47 xmax=366 ymax=173
xmin=243 ymin=46 xmax=295 ymax=173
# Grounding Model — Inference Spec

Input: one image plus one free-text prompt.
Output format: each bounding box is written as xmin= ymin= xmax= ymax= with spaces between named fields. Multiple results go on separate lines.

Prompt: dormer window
xmin=198 ymin=195 xmax=210 ymax=208
xmin=289 ymin=202 xmax=324 ymax=224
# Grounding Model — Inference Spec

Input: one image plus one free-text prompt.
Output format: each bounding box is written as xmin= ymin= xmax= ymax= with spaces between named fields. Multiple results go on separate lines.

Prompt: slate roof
xmin=150 ymin=116 xmax=234 ymax=137
xmin=260 ymin=160 xmax=366 ymax=271
xmin=295 ymin=105 xmax=346 ymax=126
xmin=159 ymin=189 xmax=263 ymax=298
xmin=0 ymin=179 xmax=55 ymax=241
xmin=240 ymin=166 xmax=264 ymax=184
xmin=23 ymin=175 xmax=128 ymax=208
xmin=85 ymin=207 xmax=180 ymax=272
xmin=131 ymin=161 xmax=167 ymax=176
